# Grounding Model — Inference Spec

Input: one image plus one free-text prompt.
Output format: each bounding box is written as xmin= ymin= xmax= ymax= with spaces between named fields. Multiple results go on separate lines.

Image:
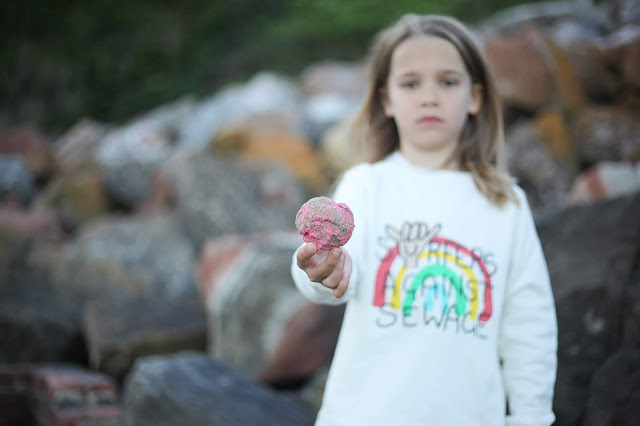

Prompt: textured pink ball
xmin=295 ymin=196 xmax=355 ymax=250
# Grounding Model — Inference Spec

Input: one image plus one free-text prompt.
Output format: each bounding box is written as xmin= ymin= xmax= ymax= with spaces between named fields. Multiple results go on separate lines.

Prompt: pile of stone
xmin=0 ymin=1 xmax=638 ymax=425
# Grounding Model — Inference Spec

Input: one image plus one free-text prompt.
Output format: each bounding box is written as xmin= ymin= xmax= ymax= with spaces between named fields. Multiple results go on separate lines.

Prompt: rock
xmin=301 ymin=93 xmax=360 ymax=146
xmin=213 ymin=125 xmax=329 ymax=194
xmin=559 ymin=37 xmax=622 ymax=103
xmin=122 ymin=352 xmax=315 ymax=426
xmin=198 ymin=232 xmax=343 ymax=384
xmin=534 ymin=109 xmax=577 ymax=170
xmin=621 ymin=282 xmax=640 ymax=348
xmin=259 ymin=302 xmax=344 ymax=385
xmin=319 ymin=112 xmax=359 ymax=179
xmin=299 ymin=60 xmax=367 ymax=99
xmin=178 ymin=72 xmax=302 ymax=152
xmin=0 ymin=126 xmax=56 ymax=182
xmin=293 ymin=367 xmax=330 ymax=415
xmin=477 ymin=1 xmax=593 ymax=35
xmin=543 ymin=37 xmax=588 ymax=114
xmin=568 ymin=161 xmax=640 ymax=205
xmin=0 ymin=223 xmax=31 ymax=287
xmin=607 ymin=0 xmax=640 ymax=27
xmin=0 ymin=268 xmax=87 ymax=364
xmin=571 ymin=105 xmax=640 ymax=166
xmin=0 ymin=209 xmax=63 ymax=246
xmin=95 ymin=97 xmax=193 ymax=209
xmin=538 ymin=193 xmax=640 ymax=301
xmin=592 ymin=25 xmax=640 ymax=89
xmin=164 ymin=154 xmax=304 ymax=249
xmin=583 ymin=350 xmax=640 ymax=426
xmin=483 ymin=30 xmax=553 ymax=111
xmin=73 ymin=213 xmax=197 ymax=298
xmin=0 ymin=155 xmax=35 ymax=207
xmin=0 ymin=239 xmax=151 ymax=364
xmin=54 ymin=118 xmax=110 ymax=172
xmin=505 ymin=119 xmax=574 ymax=217
xmin=0 ymin=364 xmax=122 ymax=426
xmin=536 ymin=193 xmax=640 ymax=425
xmin=83 ymin=294 xmax=207 ymax=380
xmin=33 ymin=166 xmax=109 ymax=231
xmin=28 ymin=242 xmax=151 ymax=299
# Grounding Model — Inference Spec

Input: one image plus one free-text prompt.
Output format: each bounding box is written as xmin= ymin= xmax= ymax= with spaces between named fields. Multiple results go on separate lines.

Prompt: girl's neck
xmin=398 ymin=145 xmax=460 ymax=171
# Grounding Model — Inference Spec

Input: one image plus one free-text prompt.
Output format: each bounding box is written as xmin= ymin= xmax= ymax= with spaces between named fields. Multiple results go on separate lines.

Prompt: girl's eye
xmin=401 ymin=81 xmax=418 ymax=89
xmin=441 ymin=79 xmax=459 ymax=87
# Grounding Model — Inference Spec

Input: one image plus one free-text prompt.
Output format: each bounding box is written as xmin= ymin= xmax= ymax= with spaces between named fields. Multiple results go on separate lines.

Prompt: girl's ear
xmin=468 ymin=83 xmax=483 ymax=115
xmin=380 ymin=87 xmax=393 ymax=117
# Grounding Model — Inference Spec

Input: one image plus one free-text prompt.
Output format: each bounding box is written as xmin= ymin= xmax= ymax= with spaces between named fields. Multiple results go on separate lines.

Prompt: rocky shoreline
xmin=1 ymin=1 xmax=639 ymax=425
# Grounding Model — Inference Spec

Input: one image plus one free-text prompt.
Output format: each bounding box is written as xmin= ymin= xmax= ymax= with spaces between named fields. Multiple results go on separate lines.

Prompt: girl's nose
xmin=420 ymin=85 xmax=439 ymax=106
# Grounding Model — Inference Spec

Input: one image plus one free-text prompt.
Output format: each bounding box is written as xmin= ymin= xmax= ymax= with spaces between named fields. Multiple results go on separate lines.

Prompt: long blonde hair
xmin=352 ymin=14 xmax=517 ymax=207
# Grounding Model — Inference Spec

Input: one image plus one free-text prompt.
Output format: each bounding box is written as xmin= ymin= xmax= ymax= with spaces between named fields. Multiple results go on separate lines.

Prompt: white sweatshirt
xmin=291 ymin=152 xmax=557 ymax=426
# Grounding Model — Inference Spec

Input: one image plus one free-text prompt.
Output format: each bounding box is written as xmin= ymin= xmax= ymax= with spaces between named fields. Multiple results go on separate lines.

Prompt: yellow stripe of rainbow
xmin=390 ymin=250 xmax=479 ymax=320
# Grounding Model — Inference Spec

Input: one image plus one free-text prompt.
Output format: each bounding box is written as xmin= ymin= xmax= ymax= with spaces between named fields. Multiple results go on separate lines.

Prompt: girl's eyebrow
xmin=395 ymin=69 xmax=466 ymax=78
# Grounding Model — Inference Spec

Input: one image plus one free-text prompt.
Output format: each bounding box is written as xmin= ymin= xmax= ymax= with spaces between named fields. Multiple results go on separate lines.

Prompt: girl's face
xmin=381 ymin=36 xmax=482 ymax=169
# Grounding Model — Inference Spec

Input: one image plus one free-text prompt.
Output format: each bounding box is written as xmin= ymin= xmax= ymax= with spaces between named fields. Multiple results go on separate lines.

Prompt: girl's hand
xmin=296 ymin=243 xmax=352 ymax=298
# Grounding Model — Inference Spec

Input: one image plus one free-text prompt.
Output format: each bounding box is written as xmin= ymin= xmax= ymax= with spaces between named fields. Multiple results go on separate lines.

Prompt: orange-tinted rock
xmin=483 ymin=30 xmax=553 ymax=111
xmin=544 ymin=38 xmax=587 ymax=113
xmin=534 ymin=109 xmax=577 ymax=170
xmin=214 ymin=126 xmax=329 ymax=194
xmin=34 ymin=167 xmax=108 ymax=231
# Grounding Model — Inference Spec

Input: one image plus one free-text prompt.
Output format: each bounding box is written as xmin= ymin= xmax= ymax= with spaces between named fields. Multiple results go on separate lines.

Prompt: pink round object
xmin=295 ymin=196 xmax=355 ymax=250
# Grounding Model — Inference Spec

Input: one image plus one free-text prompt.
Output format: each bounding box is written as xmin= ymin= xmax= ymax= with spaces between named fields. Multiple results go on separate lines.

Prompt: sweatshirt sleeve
xmin=499 ymin=191 xmax=558 ymax=426
xmin=290 ymin=164 xmax=369 ymax=305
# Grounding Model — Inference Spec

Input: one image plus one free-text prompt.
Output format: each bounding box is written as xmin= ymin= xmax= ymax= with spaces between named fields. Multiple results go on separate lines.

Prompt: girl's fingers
xmin=333 ymin=253 xmax=352 ymax=298
xmin=299 ymin=246 xmax=342 ymax=283
xmin=322 ymin=253 xmax=345 ymax=289
xmin=296 ymin=242 xmax=318 ymax=269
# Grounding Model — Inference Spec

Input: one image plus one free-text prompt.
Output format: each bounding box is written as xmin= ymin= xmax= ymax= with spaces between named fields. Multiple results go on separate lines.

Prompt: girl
xmin=291 ymin=14 xmax=557 ymax=426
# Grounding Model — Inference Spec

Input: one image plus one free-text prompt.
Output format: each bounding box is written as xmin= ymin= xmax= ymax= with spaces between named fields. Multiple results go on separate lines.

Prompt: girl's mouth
xmin=418 ymin=116 xmax=442 ymax=124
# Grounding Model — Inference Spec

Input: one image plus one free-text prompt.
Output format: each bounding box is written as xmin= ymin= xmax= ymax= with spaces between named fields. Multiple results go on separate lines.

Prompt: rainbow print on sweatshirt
xmin=373 ymin=230 xmax=494 ymax=325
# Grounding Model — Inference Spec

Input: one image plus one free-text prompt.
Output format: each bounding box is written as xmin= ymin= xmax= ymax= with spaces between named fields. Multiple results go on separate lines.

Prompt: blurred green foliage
xmin=1 ymin=0 xmax=539 ymax=135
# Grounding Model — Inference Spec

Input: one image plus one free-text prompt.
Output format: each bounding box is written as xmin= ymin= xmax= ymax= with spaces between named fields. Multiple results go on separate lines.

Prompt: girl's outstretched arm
xmin=291 ymin=242 xmax=354 ymax=304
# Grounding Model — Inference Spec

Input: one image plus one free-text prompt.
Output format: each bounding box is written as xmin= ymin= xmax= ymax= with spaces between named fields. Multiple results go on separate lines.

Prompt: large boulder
xmin=483 ymin=30 xmax=554 ymax=112
xmin=505 ymin=119 xmax=574 ymax=217
xmin=95 ymin=97 xmax=194 ymax=209
xmin=571 ymin=105 xmax=640 ymax=167
xmin=178 ymin=72 xmax=302 ymax=152
xmin=583 ymin=350 xmax=640 ymax=426
xmin=163 ymin=154 xmax=304 ymax=249
xmin=0 ymin=238 xmax=151 ymax=364
xmin=122 ymin=352 xmax=315 ymax=426
xmin=72 ymin=213 xmax=197 ymax=298
xmin=83 ymin=294 xmax=207 ymax=380
xmin=198 ymin=232 xmax=344 ymax=384
xmin=537 ymin=193 xmax=640 ymax=425
xmin=0 ymin=127 xmax=57 ymax=182
xmin=213 ymin=125 xmax=330 ymax=195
